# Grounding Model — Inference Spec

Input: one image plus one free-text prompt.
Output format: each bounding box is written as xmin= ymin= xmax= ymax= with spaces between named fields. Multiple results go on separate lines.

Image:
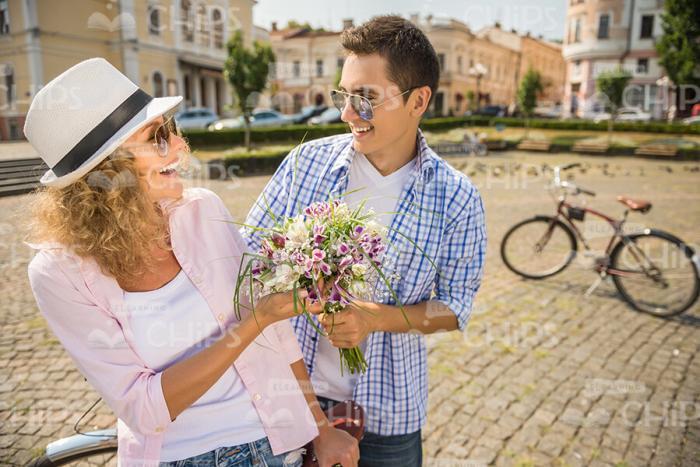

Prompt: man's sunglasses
xmin=329 ymin=88 xmax=415 ymax=121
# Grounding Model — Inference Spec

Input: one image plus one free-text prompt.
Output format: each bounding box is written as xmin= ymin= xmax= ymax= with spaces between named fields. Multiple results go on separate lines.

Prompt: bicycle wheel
xmin=27 ymin=449 xmax=117 ymax=467
xmin=501 ymin=216 xmax=578 ymax=279
xmin=610 ymin=229 xmax=700 ymax=317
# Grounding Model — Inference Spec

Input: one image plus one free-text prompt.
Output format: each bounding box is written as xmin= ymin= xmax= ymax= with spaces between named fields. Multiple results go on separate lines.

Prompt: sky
xmin=253 ymin=0 xmax=567 ymax=41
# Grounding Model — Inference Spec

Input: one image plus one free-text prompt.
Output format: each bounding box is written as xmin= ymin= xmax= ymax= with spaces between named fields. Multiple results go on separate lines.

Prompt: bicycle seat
xmin=617 ymin=195 xmax=652 ymax=213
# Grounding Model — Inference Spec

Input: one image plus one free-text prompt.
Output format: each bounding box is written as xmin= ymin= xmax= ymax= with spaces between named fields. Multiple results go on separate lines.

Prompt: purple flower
xmin=271 ymin=232 xmax=286 ymax=248
xmin=312 ymin=249 xmax=326 ymax=262
xmin=319 ymin=262 xmax=332 ymax=276
xmin=338 ymin=255 xmax=354 ymax=269
xmin=304 ymin=258 xmax=314 ymax=272
xmin=337 ymin=243 xmax=350 ymax=255
xmin=352 ymin=226 xmax=364 ymax=238
xmin=260 ymin=240 xmax=273 ymax=258
xmin=251 ymin=261 xmax=265 ymax=275
xmin=328 ymin=286 xmax=342 ymax=303
xmin=307 ymin=287 xmax=319 ymax=302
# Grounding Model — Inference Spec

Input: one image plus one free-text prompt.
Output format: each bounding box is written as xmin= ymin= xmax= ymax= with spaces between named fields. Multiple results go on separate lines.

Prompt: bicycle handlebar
xmin=560 ymin=163 xmax=581 ymax=171
xmin=551 ymin=163 xmax=596 ymax=197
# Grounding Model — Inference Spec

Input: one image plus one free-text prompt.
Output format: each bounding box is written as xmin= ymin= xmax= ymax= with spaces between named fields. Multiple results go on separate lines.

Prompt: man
xmin=243 ymin=15 xmax=486 ymax=466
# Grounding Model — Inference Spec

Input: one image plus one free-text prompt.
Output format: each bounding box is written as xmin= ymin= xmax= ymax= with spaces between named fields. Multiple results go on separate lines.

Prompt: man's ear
xmin=410 ymin=86 xmax=432 ymax=117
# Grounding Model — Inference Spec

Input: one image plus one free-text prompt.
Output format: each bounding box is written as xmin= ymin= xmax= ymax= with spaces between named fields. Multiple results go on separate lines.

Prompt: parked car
xmin=308 ymin=107 xmax=342 ymax=125
xmin=682 ymin=115 xmax=700 ymax=125
xmin=590 ymin=107 xmax=652 ymax=123
xmin=291 ymin=105 xmax=328 ymax=124
xmin=174 ymin=108 xmax=218 ymax=130
xmin=534 ymin=104 xmax=563 ymax=119
xmin=208 ymin=110 xmax=292 ymax=131
xmin=469 ymin=105 xmax=508 ymax=117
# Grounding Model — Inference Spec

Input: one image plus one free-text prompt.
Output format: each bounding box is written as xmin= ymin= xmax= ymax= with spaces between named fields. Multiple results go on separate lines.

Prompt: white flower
xmin=285 ymin=217 xmax=309 ymax=249
xmin=351 ymin=263 xmax=368 ymax=277
xmin=262 ymin=263 xmax=297 ymax=292
xmin=349 ymin=280 xmax=367 ymax=297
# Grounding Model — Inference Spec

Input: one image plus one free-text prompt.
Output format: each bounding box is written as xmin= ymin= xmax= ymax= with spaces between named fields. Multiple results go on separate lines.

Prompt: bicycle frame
xmin=548 ymin=197 xmax=662 ymax=280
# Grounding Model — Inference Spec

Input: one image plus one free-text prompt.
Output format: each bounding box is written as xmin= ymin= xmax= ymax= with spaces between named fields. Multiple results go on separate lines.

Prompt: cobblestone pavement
xmin=1 ymin=151 xmax=698 ymax=466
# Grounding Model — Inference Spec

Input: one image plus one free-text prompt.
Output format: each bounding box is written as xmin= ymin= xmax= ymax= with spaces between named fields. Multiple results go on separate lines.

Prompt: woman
xmin=24 ymin=58 xmax=358 ymax=466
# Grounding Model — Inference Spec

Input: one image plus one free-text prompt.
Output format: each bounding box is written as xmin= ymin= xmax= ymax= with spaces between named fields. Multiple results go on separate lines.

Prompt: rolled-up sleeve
xmin=272 ymin=320 xmax=305 ymax=365
xmin=27 ymin=251 xmax=173 ymax=435
xmin=433 ymin=188 xmax=487 ymax=331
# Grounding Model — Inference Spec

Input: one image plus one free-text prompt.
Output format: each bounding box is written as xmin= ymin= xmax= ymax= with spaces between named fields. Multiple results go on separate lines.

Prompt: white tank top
xmin=311 ymin=152 xmax=415 ymax=401
xmin=124 ymin=269 xmax=266 ymax=461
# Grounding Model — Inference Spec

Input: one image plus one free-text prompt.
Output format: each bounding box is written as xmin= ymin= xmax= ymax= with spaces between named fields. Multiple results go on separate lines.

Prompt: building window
xmin=0 ymin=0 xmax=9 ymax=35
xmin=183 ymin=74 xmax=191 ymax=103
xmin=2 ymin=64 xmax=14 ymax=108
xmin=148 ymin=4 xmax=160 ymax=36
xmin=293 ymin=60 xmax=300 ymax=78
xmin=197 ymin=4 xmax=210 ymax=47
xmin=212 ymin=8 xmax=224 ymax=48
xmin=598 ymin=14 xmax=610 ymax=39
xmin=640 ymin=15 xmax=654 ymax=38
xmin=181 ymin=0 xmax=194 ymax=42
xmin=457 ymin=56 xmax=463 ymax=73
xmin=637 ymin=58 xmax=649 ymax=74
xmin=153 ymin=72 xmax=164 ymax=97
xmin=316 ymin=59 xmax=323 ymax=78
xmin=438 ymin=53 xmax=445 ymax=72
xmin=574 ymin=18 xmax=581 ymax=43
xmin=573 ymin=60 xmax=581 ymax=76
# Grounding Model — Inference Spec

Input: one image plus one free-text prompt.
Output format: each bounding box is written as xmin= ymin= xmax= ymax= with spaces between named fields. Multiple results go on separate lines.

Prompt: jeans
xmin=316 ymin=396 xmax=423 ymax=467
xmin=158 ymin=436 xmax=304 ymax=467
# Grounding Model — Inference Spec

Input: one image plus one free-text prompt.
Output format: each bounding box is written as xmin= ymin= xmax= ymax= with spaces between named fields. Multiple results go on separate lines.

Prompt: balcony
xmin=563 ymin=38 xmax=627 ymax=61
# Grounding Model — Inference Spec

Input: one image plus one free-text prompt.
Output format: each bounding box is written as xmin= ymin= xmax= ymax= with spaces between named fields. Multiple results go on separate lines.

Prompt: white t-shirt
xmin=124 ymin=269 xmax=266 ymax=461
xmin=311 ymin=152 xmax=415 ymax=401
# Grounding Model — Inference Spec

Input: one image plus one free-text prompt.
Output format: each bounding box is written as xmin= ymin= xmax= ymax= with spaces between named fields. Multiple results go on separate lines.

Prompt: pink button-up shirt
xmin=26 ymin=187 xmax=318 ymax=466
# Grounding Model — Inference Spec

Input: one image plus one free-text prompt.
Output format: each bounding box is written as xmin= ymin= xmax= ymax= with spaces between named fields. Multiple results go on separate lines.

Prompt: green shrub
xmin=183 ymin=117 xmax=699 ymax=148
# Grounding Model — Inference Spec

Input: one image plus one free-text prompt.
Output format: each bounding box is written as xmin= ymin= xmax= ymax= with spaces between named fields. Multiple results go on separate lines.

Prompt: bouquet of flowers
xmin=236 ymin=199 xmax=402 ymax=375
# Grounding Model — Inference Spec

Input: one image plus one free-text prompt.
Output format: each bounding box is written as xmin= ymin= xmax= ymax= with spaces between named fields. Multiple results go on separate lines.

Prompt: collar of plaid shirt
xmin=243 ymin=128 xmax=487 ymax=437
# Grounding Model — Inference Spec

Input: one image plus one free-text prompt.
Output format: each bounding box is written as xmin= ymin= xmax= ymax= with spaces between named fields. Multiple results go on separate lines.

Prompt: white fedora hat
xmin=23 ymin=57 xmax=183 ymax=188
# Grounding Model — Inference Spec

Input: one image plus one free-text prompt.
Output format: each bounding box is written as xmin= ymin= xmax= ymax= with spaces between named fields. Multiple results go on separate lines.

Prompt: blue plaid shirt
xmin=242 ymin=130 xmax=486 ymax=436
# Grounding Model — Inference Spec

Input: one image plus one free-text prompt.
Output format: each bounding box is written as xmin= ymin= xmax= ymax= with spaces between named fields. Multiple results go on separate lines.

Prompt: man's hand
xmin=312 ymin=425 xmax=360 ymax=467
xmin=319 ymin=301 xmax=379 ymax=348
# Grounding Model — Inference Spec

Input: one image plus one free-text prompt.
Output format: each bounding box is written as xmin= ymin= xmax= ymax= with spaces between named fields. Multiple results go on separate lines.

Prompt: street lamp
xmin=469 ymin=63 xmax=487 ymax=109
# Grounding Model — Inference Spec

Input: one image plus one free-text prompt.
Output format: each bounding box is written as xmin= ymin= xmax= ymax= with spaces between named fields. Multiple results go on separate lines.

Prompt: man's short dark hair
xmin=340 ymin=15 xmax=440 ymax=103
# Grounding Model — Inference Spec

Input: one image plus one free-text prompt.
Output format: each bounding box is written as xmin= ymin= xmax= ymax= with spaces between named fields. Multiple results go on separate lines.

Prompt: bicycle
xmin=26 ymin=398 xmax=117 ymax=466
xmin=500 ymin=163 xmax=700 ymax=317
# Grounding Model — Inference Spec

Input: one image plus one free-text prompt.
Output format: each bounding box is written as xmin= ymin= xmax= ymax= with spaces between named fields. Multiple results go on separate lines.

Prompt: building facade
xmin=267 ymin=20 xmax=349 ymax=114
xmin=562 ymin=0 xmax=668 ymax=119
xmin=267 ymin=16 xmax=565 ymax=117
xmin=0 ymin=0 xmax=254 ymax=140
xmin=478 ymin=24 xmax=566 ymax=107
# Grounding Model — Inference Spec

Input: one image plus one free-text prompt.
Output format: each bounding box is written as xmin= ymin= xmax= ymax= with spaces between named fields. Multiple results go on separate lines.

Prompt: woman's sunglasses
xmin=329 ymin=88 xmax=415 ymax=121
xmin=152 ymin=115 xmax=180 ymax=157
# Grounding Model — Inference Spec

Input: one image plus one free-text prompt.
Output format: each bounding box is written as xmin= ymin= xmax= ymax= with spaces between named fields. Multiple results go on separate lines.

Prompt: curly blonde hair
xmin=26 ymin=148 xmax=179 ymax=286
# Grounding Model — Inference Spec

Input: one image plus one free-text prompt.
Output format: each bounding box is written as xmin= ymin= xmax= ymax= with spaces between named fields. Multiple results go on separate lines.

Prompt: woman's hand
xmin=254 ymin=288 xmax=324 ymax=325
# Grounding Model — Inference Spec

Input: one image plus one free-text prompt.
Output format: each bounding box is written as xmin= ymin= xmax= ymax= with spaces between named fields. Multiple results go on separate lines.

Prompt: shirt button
xmin=253 ymin=393 xmax=262 ymax=401
xmin=155 ymin=426 xmax=163 ymax=433
xmin=217 ymin=314 xmax=224 ymax=322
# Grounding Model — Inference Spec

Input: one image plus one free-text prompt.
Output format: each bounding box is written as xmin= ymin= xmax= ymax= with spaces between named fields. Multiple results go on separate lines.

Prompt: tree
xmin=224 ymin=31 xmax=275 ymax=150
xmin=517 ymin=68 xmax=543 ymax=138
xmin=656 ymin=0 xmax=700 ymax=118
xmin=596 ymin=68 xmax=632 ymax=142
